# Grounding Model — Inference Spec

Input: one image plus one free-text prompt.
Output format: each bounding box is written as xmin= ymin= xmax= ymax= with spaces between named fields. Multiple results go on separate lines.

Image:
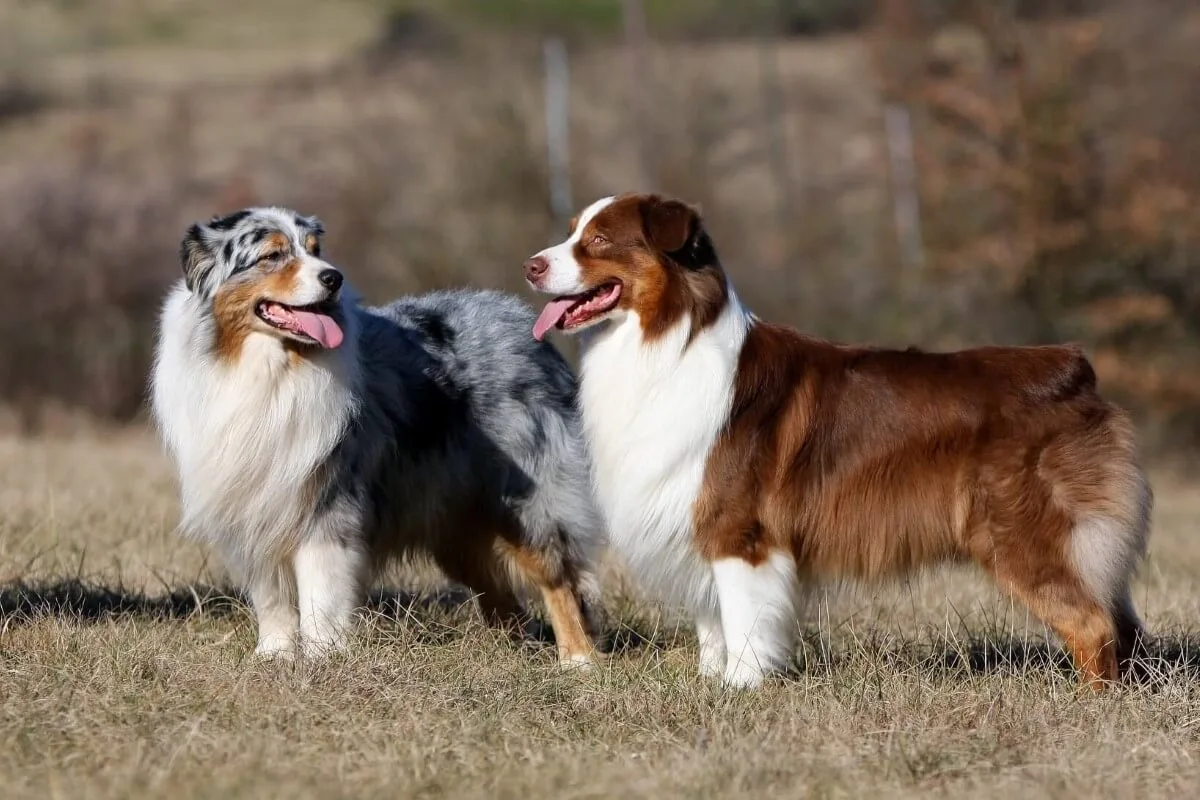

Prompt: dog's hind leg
xmin=971 ymin=513 xmax=1121 ymax=689
xmin=498 ymin=538 xmax=599 ymax=669
xmin=248 ymin=564 xmax=299 ymax=660
xmin=295 ymin=538 xmax=369 ymax=658
xmin=1071 ymin=480 xmax=1152 ymax=679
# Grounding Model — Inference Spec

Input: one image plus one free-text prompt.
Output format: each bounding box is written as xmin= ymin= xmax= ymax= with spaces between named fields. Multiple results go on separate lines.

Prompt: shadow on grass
xmin=936 ymin=635 xmax=1200 ymax=687
xmin=796 ymin=629 xmax=1200 ymax=688
xmin=4 ymin=579 xmax=1195 ymax=684
xmin=0 ymin=578 xmax=504 ymax=627
xmin=0 ymin=578 xmax=244 ymax=622
xmin=0 ymin=578 xmax=668 ymax=655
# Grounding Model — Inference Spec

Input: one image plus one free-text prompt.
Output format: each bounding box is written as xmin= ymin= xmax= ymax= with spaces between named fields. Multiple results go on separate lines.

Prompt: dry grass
xmin=1 ymin=430 xmax=1199 ymax=798
xmin=1 ymin=3 xmax=1200 ymax=795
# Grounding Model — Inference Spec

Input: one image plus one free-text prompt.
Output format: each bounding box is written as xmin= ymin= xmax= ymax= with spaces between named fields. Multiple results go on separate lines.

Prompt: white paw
xmin=722 ymin=658 xmax=767 ymax=690
xmin=699 ymin=648 xmax=727 ymax=678
xmin=252 ymin=640 xmax=296 ymax=662
xmin=299 ymin=634 xmax=348 ymax=660
xmin=696 ymin=617 xmax=727 ymax=679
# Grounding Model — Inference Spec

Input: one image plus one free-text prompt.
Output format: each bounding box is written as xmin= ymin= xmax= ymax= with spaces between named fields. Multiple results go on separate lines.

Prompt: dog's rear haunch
xmin=152 ymin=207 xmax=603 ymax=666
xmin=526 ymin=192 xmax=1152 ymax=689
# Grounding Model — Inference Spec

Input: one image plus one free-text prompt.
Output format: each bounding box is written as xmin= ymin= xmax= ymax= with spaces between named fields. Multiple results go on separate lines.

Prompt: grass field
xmin=2 ymin=0 xmax=1199 ymax=794
xmin=1 ymin=429 xmax=1199 ymax=798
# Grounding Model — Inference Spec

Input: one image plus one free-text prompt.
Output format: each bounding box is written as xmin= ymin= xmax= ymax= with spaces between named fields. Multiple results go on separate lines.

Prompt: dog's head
xmin=523 ymin=193 xmax=727 ymax=342
xmin=180 ymin=207 xmax=346 ymax=352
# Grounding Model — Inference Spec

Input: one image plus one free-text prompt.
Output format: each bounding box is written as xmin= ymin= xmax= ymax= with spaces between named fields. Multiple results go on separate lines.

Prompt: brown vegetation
xmin=0 ymin=0 xmax=1198 ymax=452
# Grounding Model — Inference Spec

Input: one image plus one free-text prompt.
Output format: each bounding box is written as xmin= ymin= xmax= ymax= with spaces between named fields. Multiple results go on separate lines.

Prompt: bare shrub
xmin=0 ymin=0 xmax=1198 ymax=451
xmin=865 ymin=0 xmax=1200 ymax=448
xmin=0 ymin=161 xmax=190 ymax=428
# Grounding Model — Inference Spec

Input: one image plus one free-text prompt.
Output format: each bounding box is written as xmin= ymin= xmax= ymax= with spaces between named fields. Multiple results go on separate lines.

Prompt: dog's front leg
xmin=712 ymin=552 xmax=801 ymax=689
xmin=695 ymin=611 xmax=727 ymax=678
xmin=294 ymin=538 xmax=368 ymax=658
xmin=248 ymin=565 xmax=299 ymax=660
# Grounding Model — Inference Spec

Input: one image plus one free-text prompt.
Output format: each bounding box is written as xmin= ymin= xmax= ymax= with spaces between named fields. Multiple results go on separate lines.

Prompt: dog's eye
xmin=259 ymin=251 xmax=286 ymax=266
xmin=589 ymin=234 xmax=609 ymax=247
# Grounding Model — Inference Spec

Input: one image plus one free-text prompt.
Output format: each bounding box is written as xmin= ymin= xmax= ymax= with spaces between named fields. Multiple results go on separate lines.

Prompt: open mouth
xmin=255 ymin=300 xmax=344 ymax=349
xmin=532 ymin=282 xmax=622 ymax=341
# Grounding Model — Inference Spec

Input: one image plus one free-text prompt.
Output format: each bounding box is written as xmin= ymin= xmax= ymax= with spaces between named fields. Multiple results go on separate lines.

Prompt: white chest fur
xmin=578 ymin=298 xmax=749 ymax=616
xmin=151 ymin=284 xmax=358 ymax=575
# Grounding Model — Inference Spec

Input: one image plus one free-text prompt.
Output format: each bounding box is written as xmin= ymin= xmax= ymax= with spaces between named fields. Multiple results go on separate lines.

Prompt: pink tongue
xmin=532 ymin=298 xmax=576 ymax=341
xmin=290 ymin=309 xmax=344 ymax=349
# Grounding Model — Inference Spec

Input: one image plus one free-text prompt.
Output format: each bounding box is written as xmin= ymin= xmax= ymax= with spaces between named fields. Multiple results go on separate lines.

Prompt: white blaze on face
xmin=284 ymin=254 xmax=337 ymax=306
xmin=529 ymin=195 xmax=615 ymax=295
xmin=248 ymin=218 xmax=346 ymax=350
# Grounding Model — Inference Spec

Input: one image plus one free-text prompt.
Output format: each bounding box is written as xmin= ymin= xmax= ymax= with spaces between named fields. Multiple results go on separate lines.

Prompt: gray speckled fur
xmin=325 ymin=288 xmax=602 ymax=583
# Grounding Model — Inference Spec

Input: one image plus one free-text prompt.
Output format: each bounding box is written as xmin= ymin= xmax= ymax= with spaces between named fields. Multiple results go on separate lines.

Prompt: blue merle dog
xmin=151 ymin=206 xmax=604 ymax=665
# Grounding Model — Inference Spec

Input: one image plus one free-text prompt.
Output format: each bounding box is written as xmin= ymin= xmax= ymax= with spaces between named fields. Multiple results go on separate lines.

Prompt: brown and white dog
xmin=523 ymin=192 xmax=1151 ymax=689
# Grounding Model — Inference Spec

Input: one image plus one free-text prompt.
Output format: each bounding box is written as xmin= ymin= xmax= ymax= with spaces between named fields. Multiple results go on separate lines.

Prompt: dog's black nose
xmin=318 ymin=268 xmax=343 ymax=292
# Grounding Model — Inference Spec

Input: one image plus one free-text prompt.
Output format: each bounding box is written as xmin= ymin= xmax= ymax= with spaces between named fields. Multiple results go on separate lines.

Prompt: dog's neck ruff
xmin=152 ymin=282 xmax=360 ymax=573
xmin=577 ymin=284 xmax=750 ymax=615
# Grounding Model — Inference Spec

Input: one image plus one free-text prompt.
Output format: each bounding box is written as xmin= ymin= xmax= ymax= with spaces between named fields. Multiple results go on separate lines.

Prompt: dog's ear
xmin=297 ymin=214 xmax=325 ymax=256
xmin=300 ymin=214 xmax=325 ymax=237
xmin=179 ymin=223 xmax=217 ymax=293
xmin=639 ymin=195 xmax=716 ymax=270
xmin=181 ymin=209 xmax=256 ymax=292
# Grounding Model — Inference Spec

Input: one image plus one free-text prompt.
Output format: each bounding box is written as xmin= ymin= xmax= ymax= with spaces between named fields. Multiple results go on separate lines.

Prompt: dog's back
xmin=716 ymin=328 xmax=1148 ymax=585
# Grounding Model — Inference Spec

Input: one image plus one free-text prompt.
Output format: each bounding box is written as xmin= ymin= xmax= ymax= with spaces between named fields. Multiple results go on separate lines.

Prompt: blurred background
xmin=1 ymin=0 xmax=1198 ymax=454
